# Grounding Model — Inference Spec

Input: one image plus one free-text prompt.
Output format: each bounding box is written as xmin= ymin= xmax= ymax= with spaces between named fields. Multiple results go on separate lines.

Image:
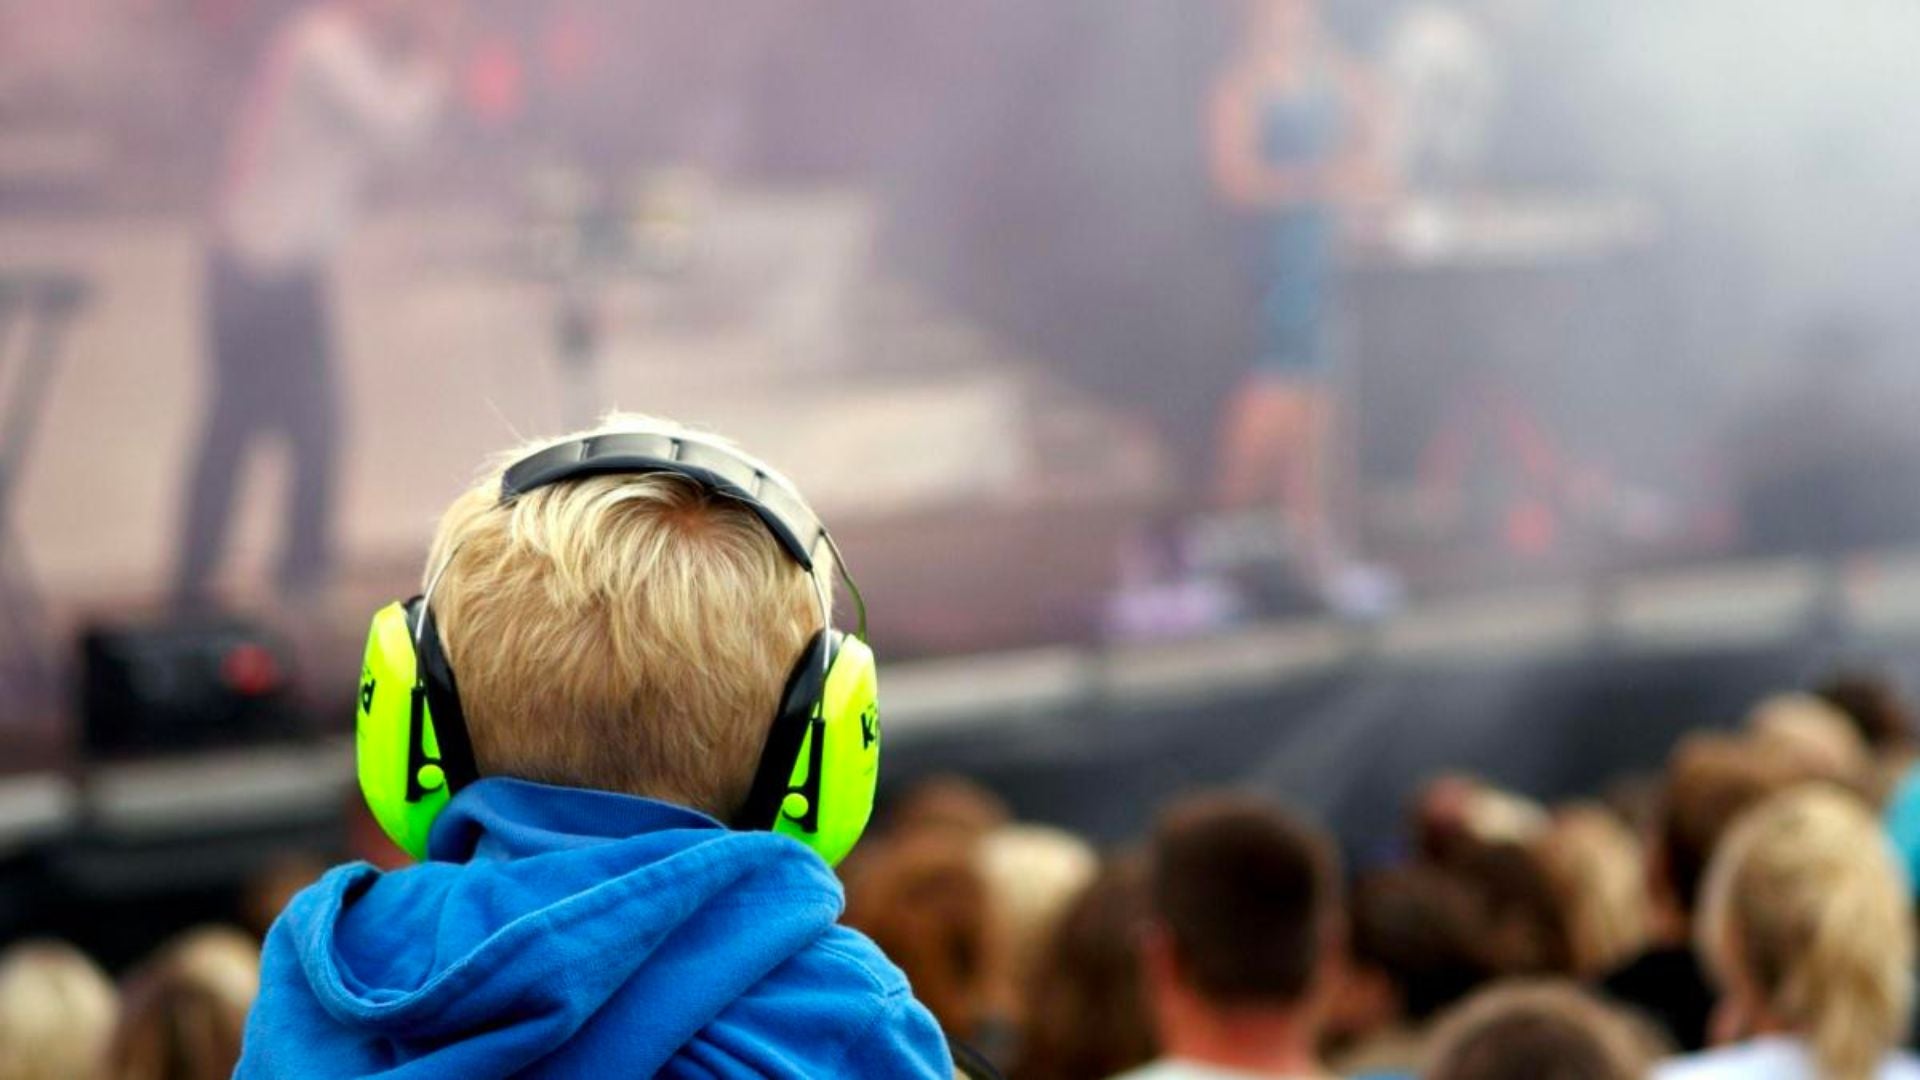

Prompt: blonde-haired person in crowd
xmin=110 ymin=926 xmax=260 ymax=1080
xmin=1746 ymin=694 xmax=1874 ymax=797
xmin=1012 ymin=855 xmax=1158 ymax=1080
xmin=978 ymin=822 xmax=1099 ymax=998
xmin=843 ymin=828 xmax=1015 ymax=1062
xmin=1425 ymin=980 xmax=1655 ymax=1080
xmin=1601 ymin=734 xmax=1814 ymax=1051
xmin=0 ymin=939 xmax=118 ymax=1080
xmin=1536 ymin=804 xmax=1650 ymax=979
xmin=1657 ymin=786 xmax=1919 ymax=1080
xmin=239 ymin=415 xmax=953 ymax=1076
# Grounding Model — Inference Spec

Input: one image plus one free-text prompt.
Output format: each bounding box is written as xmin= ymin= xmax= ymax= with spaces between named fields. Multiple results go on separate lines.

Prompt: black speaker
xmin=78 ymin=619 xmax=301 ymax=758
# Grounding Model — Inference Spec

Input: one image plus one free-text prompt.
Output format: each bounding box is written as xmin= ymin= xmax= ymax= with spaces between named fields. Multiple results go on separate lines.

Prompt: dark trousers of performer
xmin=174 ymin=250 xmax=339 ymax=606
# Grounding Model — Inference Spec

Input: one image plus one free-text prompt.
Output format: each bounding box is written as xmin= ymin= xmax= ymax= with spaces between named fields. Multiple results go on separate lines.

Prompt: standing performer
xmin=175 ymin=0 xmax=453 ymax=608
xmin=1207 ymin=0 xmax=1391 ymax=610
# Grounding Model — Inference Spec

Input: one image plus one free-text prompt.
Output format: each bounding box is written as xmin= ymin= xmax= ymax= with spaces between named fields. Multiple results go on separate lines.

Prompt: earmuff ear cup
xmin=770 ymin=632 xmax=880 ymax=867
xmin=356 ymin=601 xmax=452 ymax=861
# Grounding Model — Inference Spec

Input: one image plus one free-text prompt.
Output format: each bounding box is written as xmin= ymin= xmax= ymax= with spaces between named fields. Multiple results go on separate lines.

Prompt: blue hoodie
xmin=239 ymin=778 xmax=954 ymax=1078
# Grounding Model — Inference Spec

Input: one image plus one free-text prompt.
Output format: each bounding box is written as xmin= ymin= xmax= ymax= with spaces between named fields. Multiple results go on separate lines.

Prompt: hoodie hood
xmin=240 ymin=778 xmax=949 ymax=1079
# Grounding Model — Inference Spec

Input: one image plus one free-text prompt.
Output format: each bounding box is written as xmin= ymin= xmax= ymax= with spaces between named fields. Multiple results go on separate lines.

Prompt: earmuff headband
xmin=500 ymin=432 xmax=868 ymax=637
xmin=502 ymin=432 xmax=825 ymax=570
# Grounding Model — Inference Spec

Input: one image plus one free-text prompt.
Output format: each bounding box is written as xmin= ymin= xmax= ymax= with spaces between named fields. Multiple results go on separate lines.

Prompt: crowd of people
xmin=0 ymin=926 xmax=260 ymax=1080
xmin=7 ymin=670 xmax=1913 ymax=1080
xmin=835 ymin=672 xmax=1920 ymax=1080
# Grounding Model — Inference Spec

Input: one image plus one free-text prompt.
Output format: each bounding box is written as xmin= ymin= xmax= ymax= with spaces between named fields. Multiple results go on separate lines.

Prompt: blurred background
xmin=4 ymin=0 xmax=1920 ymax=980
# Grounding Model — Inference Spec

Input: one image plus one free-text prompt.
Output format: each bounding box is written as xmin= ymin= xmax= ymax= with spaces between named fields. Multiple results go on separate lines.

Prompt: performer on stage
xmin=174 ymin=0 xmax=455 ymax=608
xmin=1207 ymin=0 xmax=1391 ymax=610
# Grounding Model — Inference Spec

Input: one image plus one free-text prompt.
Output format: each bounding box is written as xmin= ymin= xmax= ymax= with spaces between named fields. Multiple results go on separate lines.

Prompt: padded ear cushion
xmin=409 ymin=600 xmax=480 ymax=796
xmin=768 ymin=633 xmax=880 ymax=867
xmin=735 ymin=631 xmax=831 ymax=832
xmin=355 ymin=599 xmax=480 ymax=862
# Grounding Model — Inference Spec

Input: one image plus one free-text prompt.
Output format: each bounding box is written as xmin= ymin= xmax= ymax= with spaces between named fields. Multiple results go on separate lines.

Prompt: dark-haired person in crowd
xmin=1817 ymin=669 xmax=1918 ymax=757
xmin=1013 ymin=855 xmax=1158 ymax=1080
xmin=1658 ymin=787 xmax=1918 ymax=1080
xmin=1820 ymin=669 xmax=1920 ymax=811
xmin=1111 ymin=793 xmax=1341 ymax=1080
xmin=1600 ymin=735 xmax=1804 ymax=1051
xmin=1327 ymin=866 xmax=1495 ymax=1075
xmin=1449 ymin=840 xmax=1573 ymax=978
xmin=1425 ymin=981 xmax=1654 ymax=1080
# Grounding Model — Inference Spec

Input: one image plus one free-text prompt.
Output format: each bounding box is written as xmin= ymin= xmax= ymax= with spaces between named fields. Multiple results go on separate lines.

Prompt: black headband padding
xmin=500 ymin=434 xmax=822 ymax=572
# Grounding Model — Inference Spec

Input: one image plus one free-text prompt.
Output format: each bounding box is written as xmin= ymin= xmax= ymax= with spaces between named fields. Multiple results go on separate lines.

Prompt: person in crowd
xmin=1406 ymin=778 xmax=1571 ymax=977
xmin=174 ymin=0 xmax=457 ymax=607
xmin=1327 ymin=866 xmax=1495 ymax=1075
xmin=1205 ymin=0 xmax=1392 ymax=614
xmin=1113 ymin=793 xmax=1341 ymax=1080
xmin=1448 ymin=839 xmax=1573 ymax=977
xmin=843 ymin=828 xmax=1016 ymax=1064
xmin=1816 ymin=669 xmax=1917 ymax=758
xmin=1818 ymin=670 xmax=1920 ymax=810
xmin=0 ymin=939 xmax=118 ymax=1080
xmin=1012 ymin=855 xmax=1158 ymax=1080
xmin=110 ymin=926 xmax=261 ymax=1080
xmin=1412 ymin=775 xmax=1548 ymax=868
xmin=1601 ymin=734 xmax=1805 ymax=1051
xmin=1536 ymin=804 xmax=1650 ymax=980
xmin=889 ymin=773 xmax=1015 ymax=842
xmin=1658 ymin=786 xmax=1918 ymax=1080
xmin=239 ymin=853 xmax=329 ymax=940
xmin=239 ymin=416 xmax=953 ymax=1076
xmin=1425 ymin=981 xmax=1655 ymax=1080
xmin=1745 ymin=693 xmax=1874 ymax=798
xmin=978 ymin=822 xmax=1100 ymax=999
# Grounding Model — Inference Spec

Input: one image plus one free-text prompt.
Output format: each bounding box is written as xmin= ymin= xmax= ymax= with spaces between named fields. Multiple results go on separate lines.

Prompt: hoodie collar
xmin=428 ymin=777 xmax=729 ymax=863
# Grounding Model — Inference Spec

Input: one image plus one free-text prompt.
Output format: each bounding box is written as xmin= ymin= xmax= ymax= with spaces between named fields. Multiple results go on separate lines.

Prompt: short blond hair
xmin=1699 ymin=786 xmax=1912 ymax=1080
xmin=0 ymin=940 xmax=117 ymax=1080
xmin=1746 ymin=693 xmax=1873 ymax=792
xmin=426 ymin=415 xmax=824 ymax=818
xmin=1537 ymin=805 xmax=1650 ymax=979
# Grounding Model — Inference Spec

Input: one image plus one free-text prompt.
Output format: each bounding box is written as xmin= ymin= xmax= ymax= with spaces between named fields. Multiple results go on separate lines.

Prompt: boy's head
xmin=424 ymin=414 xmax=827 ymax=821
